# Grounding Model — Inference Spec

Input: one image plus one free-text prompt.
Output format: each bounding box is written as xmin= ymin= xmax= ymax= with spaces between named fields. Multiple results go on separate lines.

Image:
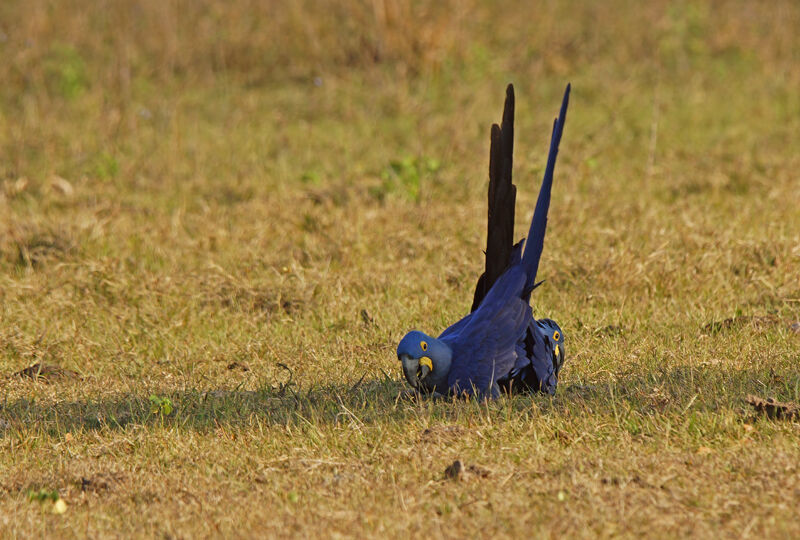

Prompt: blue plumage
xmin=521 ymin=86 xmax=571 ymax=301
xmin=396 ymin=84 xmax=570 ymax=398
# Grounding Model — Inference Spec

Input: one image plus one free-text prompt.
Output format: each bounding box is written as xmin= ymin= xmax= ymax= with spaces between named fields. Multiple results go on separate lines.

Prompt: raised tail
xmin=521 ymin=84 xmax=570 ymax=301
xmin=471 ymin=83 xmax=517 ymax=312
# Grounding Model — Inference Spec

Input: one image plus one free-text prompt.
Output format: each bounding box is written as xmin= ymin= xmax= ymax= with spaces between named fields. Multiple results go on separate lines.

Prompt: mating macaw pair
xmin=397 ymin=83 xmax=570 ymax=398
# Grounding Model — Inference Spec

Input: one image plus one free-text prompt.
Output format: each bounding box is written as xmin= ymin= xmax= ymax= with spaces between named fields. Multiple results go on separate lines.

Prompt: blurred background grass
xmin=2 ymin=0 xmax=798 ymax=381
xmin=2 ymin=0 xmax=797 ymax=189
xmin=1 ymin=1 xmax=800 ymax=536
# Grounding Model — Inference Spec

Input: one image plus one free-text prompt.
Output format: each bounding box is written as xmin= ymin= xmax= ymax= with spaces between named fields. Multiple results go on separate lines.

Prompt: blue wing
xmin=440 ymin=242 xmax=524 ymax=341
xmin=440 ymin=265 xmax=532 ymax=396
xmin=438 ymin=313 xmax=472 ymax=340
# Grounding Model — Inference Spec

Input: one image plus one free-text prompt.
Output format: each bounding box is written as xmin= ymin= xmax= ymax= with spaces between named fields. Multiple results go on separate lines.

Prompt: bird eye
xmin=553 ymin=331 xmax=560 ymax=341
xmin=420 ymin=340 xmax=428 ymax=351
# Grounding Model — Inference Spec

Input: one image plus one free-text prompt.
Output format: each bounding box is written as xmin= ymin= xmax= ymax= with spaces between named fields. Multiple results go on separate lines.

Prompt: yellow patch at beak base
xmin=419 ymin=357 xmax=433 ymax=371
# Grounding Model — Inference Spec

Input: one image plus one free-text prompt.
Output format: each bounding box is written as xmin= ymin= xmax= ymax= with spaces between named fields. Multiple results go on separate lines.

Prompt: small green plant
xmin=372 ymin=156 xmax=441 ymax=202
xmin=149 ymin=395 xmax=174 ymax=426
xmin=44 ymin=44 xmax=88 ymax=99
xmin=300 ymin=171 xmax=322 ymax=185
xmin=27 ymin=488 xmax=59 ymax=503
xmin=92 ymin=151 xmax=120 ymax=180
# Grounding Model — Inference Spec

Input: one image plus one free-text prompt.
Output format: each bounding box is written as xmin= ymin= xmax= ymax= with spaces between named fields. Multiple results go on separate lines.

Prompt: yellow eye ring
xmin=553 ymin=331 xmax=560 ymax=341
xmin=420 ymin=341 xmax=428 ymax=351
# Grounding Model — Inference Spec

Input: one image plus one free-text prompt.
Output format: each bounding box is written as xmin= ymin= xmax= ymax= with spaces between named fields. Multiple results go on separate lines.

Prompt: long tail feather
xmin=521 ymin=84 xmax=570 ymax=300
xmin=471 ymin=83 xmax=517 ymax=311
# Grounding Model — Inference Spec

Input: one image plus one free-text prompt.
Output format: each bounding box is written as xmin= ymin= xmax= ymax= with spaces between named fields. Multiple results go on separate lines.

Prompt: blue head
xmin=537 ymin=318 xmax=565 ymax=374
xmin=396 ymin=330 xmax=452 ymax=393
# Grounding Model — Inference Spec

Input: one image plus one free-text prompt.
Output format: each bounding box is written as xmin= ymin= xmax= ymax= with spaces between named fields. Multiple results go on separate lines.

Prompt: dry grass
xmin=2 ymin=0 xmax=800 ymax=537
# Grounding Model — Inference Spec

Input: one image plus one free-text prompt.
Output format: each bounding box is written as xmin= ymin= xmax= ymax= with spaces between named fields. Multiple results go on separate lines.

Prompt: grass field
xmin=2 ymin=0 xmax=800 ymax=537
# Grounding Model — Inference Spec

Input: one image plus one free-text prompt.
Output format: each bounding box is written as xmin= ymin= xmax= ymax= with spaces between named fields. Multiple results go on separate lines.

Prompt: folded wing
xmin=443 ymin=264 xmax=532 ymax=396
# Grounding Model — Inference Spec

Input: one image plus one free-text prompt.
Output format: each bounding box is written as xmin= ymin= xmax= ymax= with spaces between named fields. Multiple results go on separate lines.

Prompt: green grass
xmin=2 ymin=0 xmax=800 ymax=537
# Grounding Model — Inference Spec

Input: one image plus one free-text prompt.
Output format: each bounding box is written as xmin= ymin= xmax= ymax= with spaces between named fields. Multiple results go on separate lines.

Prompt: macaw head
xmin=537 ymin=318 xmax=565 ymax=374
xmin=396 ymin=330 xmax=452 ymax=393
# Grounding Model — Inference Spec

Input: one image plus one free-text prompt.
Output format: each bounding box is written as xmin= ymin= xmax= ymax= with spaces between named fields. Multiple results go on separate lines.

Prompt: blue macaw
xmin=397 ymin=83 xmax=570 ymax=398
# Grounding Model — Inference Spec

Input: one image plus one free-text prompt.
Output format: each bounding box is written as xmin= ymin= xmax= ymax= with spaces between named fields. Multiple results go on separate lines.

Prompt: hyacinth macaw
xmin=397 ymin=83 xmax=570 ymax=398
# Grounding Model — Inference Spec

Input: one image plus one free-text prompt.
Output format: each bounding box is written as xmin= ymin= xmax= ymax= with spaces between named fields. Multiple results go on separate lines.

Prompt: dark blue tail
xmin=521 ymin=84 xmax=570 ymax=300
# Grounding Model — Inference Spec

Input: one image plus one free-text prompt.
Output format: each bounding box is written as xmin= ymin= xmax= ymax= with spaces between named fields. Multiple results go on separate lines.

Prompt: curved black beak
xmin=400 ymin=354 xmax=420 ymax=389
xmin=418 ymin=362 xmax=431 ymax=381
xmin=399 ymin=354 xmax=433 ymax=390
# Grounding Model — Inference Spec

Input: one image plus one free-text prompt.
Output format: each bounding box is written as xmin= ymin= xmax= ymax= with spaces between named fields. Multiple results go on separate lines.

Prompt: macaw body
xmin=397 ymin=84 xmax=570 ymax=398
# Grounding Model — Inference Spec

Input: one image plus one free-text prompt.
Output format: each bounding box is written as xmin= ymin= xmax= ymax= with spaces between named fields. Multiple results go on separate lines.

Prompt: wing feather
xmin=445 ymin=265 xmax=531 ymax=396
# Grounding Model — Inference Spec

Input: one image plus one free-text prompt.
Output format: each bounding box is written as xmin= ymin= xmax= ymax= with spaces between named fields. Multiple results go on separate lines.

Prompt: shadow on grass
xmin=1 ymin=376 xmax=404 ymax=435
xmin=1 ymin=364 xmax=798 ymax=435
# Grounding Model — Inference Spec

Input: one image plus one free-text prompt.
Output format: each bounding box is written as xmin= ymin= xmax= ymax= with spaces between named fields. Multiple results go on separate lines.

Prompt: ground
xmin=1 ymin=0 xmax=799 ymax=537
